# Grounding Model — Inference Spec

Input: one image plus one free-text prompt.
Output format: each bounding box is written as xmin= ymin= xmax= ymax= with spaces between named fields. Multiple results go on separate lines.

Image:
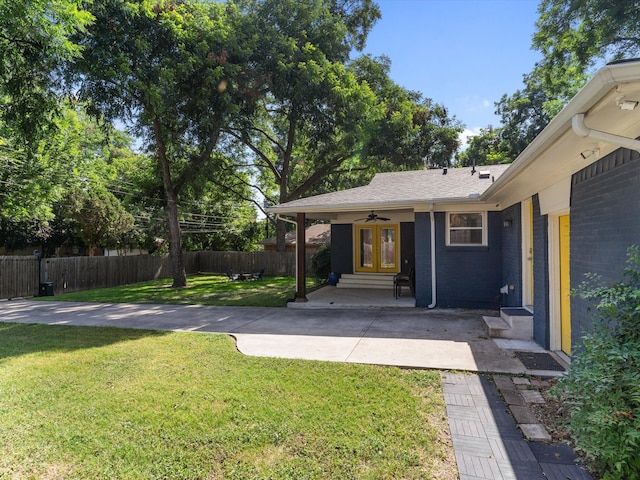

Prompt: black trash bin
xmin=39 ymin=282 xmax=54 ymax=296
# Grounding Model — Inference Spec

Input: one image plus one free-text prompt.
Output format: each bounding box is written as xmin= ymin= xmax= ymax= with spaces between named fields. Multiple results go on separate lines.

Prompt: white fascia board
xmin=265 ymin=200 xmax=417 ymax=216
xmin=266 ymin=196 xmax=498 ymax=216
xmin=482 ymin=60 xmax=640 ymax=201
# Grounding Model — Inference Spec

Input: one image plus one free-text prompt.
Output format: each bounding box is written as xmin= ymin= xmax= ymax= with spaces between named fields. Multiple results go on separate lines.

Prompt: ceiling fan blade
xmin=378 ymin=216 xmax=390 ymax=221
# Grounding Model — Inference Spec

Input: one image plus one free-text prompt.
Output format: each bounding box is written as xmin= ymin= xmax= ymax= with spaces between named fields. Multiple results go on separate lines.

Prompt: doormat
xmin=514 ymin=351 xmax=566 ymax=371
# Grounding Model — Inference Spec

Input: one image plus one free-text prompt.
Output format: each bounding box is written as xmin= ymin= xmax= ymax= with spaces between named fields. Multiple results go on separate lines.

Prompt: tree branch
xmin=208 ymin=176 xmax=268 ymax=217
xmin=288 ymin=154 xmax=349 ymax=201
xmin=174 ymin=129 xmax=221 ymax=193
xmin=247 ymin=126 xmax=286 ymax=156
xmin=224 ymin=128 xmax=281 ymax=180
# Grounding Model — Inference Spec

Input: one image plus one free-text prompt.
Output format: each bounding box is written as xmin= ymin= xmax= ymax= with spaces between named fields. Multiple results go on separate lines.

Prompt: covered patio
xmin=287 ymin=285 xmax=415 ymax=309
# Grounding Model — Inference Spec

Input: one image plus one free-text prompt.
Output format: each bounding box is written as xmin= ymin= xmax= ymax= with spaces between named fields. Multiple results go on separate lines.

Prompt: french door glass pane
xmin=380 ymin=227 xmax=396 ymax=269
xmin=359 ymin=228 xmax=373 ymax=268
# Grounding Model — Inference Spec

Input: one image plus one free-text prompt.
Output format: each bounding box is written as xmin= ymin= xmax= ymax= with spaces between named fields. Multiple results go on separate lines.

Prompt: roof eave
xmin=482 ymin=60 xmax=640 ymax=202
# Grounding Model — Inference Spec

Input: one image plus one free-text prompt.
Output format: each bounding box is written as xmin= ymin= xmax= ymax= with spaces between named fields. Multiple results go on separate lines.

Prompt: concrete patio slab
xmin=288 ymin=286 xmax=415 ymax=309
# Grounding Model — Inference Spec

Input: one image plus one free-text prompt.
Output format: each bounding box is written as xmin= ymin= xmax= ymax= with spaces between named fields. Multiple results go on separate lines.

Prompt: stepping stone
xmin=501 ymin=389 xmax=525 ymax=406
xmin=509 ymin=405 xmax=539 ymax=424
xmin=519 ymin=423 xmax=552 ymax=442
xmin=512 ymin=377 xmax=531 ymax=385
xmin=531 ymin=379 xmax=551 ymax=387
xmin=521 ymin=390 xmax=545 ymax=404
xmin=493 ymin=375 xmax=514 ymax=391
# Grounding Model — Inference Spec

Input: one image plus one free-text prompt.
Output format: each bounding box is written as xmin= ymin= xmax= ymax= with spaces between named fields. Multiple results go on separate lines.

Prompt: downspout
xmin=572 ymin=113 xmax=640 ymax=153
xmin=428 ymin=207 xmax=437 ymax=309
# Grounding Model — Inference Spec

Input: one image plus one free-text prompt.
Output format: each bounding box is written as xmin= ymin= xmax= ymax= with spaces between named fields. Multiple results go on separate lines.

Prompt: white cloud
xmin=458 ymin=127 xmax=483 ymax=151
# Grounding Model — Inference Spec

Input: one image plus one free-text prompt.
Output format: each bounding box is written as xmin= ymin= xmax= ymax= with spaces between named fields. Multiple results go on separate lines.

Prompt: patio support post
xmin=295 ymin=212 xmax=307 ymax=302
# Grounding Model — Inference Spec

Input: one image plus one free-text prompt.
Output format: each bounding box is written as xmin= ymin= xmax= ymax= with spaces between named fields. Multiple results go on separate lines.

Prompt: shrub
xmin=552 ymin=245 xmax=640 ymax=479
xmin=311 ymin=244 xmax=331 ymax=281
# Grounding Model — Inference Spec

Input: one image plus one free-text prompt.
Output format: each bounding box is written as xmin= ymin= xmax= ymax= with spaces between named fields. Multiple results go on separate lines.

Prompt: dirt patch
xmin=527 ymin=377 xmax=600 ymax=479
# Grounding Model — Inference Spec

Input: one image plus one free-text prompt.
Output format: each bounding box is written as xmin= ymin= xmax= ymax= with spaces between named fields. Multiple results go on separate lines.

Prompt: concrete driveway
xmin=1 ymin=300 xmax=536 ymax=374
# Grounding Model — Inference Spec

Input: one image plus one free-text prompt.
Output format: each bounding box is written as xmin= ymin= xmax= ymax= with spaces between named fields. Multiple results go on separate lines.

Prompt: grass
xmin=38 ymin=274 xmax=318 ymax=307
xmin=0 ymin=323 xmax=456 ymax=479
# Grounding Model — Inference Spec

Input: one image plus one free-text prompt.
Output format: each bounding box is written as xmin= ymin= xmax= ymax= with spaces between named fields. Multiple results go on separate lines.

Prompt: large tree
xmin=222 ymin=0 xmax=382 ymax=251
xmin=225 ymin=2 xmax=461 ymax=251
xmin=72 ymin=0 xmax=255 ymax=287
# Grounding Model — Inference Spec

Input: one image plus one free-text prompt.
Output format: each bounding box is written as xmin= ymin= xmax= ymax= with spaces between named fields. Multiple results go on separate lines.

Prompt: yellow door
xmin=559 ymin=215 xmax=571 ymax=355
xmin=522 ymin=199 xmax=534 ymax=307
xmin=355 ymin=224 xmax=399 ymax=273
xmin=528 ymin=201 xmax=534 ymax=304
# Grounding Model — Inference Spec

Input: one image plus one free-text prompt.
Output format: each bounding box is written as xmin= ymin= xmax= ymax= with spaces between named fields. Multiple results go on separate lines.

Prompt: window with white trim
xmin=446 ymin=212 xmax=487 ymax=246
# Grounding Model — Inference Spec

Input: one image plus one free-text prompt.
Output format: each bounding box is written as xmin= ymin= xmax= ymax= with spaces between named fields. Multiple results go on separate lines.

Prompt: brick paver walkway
xmin=442 ymin=373 xmax=593 ymax=480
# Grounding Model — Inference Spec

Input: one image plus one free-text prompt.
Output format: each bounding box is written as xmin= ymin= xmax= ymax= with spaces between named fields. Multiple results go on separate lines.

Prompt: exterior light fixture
xmin=619 ymin=99 xmax=639 ymax=111
xmin=580 ymin=148 xmax=600 ymax=160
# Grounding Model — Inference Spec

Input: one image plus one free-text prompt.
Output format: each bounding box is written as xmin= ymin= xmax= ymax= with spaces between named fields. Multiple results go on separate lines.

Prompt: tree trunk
xmin=164 ymin=194 xmax=186 ymax=288
xmin=276 ymin=217 xmax=287 ymax=252
xmin=276 ymin=171 xmax=289 ymax=252
xmin=154 ymin=118 xmax=187 ymax=288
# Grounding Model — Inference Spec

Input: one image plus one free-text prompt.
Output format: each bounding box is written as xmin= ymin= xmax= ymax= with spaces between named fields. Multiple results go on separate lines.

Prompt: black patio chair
xmin=226 ymin=268 xmax=240 ymax=281
xmin=252 ymin=267 xmax=265 ymax=281
xmin=394 ymin=267 xmax=415 ymax=299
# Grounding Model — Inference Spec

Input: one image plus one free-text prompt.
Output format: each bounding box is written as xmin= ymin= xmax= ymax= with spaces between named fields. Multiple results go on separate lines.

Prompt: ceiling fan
xmin=355 ymin=211 xmax=390 ymax=222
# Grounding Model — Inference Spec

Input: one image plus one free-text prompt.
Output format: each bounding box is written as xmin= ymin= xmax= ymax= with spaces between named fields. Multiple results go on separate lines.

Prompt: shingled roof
xmin=268 ymin=165 xmax=511 ymax=214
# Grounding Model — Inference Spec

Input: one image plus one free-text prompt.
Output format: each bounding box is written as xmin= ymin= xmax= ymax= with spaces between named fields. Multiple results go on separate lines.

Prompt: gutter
xmin=572 ymin=113 xmax=640 ymax=153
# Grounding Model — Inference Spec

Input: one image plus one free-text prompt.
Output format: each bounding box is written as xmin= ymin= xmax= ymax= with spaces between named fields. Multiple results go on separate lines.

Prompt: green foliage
xmin=534 ymin=0 xmax=640 ymax=72
xmin=311 ymin=243 xmax=331 ymax=280
xmin=456 ymin=126 xmax=512 ymax=167
xmin=351 ymin=55 xmax=463 ymax=172
xmin=0 ymin=0 xmax=92 ymax=141
xmin=65 ymin=186 xmax=135 ymax=252
xmin=552 ymin=246 xmax=640 ymax=479
xmin=0 ymin=105 xmax=149 ymax=254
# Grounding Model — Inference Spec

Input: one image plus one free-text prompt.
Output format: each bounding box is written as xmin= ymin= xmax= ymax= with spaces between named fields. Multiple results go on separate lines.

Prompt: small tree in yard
xmin=553 ymin=245 xmax=640 ymax=480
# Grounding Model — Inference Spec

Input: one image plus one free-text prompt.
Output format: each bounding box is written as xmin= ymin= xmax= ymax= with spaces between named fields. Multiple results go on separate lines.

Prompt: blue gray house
xmin=267 ymin=59 xmax=640 ymax=358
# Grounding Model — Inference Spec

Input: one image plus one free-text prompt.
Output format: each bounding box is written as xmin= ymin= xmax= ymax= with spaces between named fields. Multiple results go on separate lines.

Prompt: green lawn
xmin=40 ymin=274 xmax=318 ymax=307
xmin=0 ymin=323 xmax=455 ymax=479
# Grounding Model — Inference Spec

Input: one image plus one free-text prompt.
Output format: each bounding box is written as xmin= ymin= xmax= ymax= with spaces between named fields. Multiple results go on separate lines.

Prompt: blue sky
xmin=361 ymin=0 xmax=542 ymax=145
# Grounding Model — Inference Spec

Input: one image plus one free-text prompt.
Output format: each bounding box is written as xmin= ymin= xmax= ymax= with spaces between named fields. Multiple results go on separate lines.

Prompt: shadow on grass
xmin=0 ymin=322 xmax=168 ymax=362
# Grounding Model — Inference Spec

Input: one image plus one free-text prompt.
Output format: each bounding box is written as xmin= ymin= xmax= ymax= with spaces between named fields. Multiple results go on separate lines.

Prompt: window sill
xmin=445 ymin=245 xmax=489 ymax=252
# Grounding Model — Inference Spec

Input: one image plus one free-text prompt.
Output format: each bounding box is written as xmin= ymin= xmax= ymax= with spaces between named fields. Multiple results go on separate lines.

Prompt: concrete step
xmin=336 ymin=273 xmax=395 ymax=289
xmin=483 ymin=316 xmax=512 ymax=337
xmin=483 ymin=307 xmax=533 ymax=340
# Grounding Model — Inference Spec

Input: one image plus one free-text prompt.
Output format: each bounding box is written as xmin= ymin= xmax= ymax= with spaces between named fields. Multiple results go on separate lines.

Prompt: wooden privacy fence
xmin=198 ymin=251 xmax=313 ymax=277
xmin=0 ymin=251 xmax=314 ymax=299
xmin=0 ymin=256 xmax=39 ymax=299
